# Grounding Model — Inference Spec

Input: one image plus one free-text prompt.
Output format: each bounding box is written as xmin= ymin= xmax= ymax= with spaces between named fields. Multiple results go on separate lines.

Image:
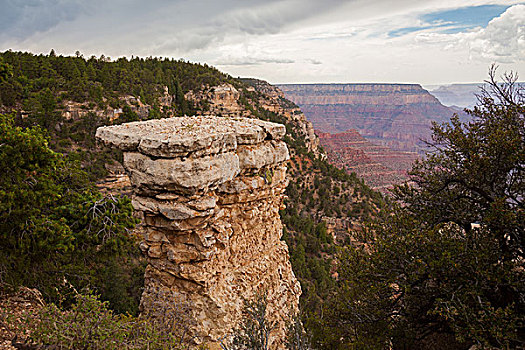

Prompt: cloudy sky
xmin=0 ymin=0 xmax=523 ymax=85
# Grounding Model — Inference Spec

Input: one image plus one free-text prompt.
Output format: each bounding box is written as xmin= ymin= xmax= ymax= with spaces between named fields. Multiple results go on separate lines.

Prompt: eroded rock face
xmin=96 ymin=116 xmax=300 ymax=349
xmin=316 ymin=130 xmax=419 ymax=191
xmin=278 ymin=83 xmax=457 ymax=153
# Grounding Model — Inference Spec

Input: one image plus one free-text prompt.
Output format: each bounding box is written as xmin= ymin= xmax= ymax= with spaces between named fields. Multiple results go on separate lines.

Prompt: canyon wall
xmin=278 ymin=83 xmax=457 ymax=153
xmin=95 ymin=116 xmax=301 ymax=349
xmin=317 ymin=130 xmax=418 ymax=191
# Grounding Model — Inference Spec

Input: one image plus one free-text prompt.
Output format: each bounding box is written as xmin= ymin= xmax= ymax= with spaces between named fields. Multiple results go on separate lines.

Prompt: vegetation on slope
xmin=234 ymin=80 xmax=387 ymax=321
xmin=0 ymin=51 xmax=385 ymax=348
xmin=7 ymin=52 xmax=518 ymax=349
xmin=0 ymin=113 xmax=143 ymax=314
xmin=321 ymin=67 xmax=525 ymax=349
xmin=0 ymin=50 xmax=238 ymax=180
xmin=8 ymin=292 xmax=190 ymax=350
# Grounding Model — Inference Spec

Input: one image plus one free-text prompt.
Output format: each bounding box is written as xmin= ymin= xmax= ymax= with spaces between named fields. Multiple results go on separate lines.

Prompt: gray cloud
xmin=0 ymin=0 xmax=350 ymax=54
xmin=415 ymin=5 xmax=525 ymax=64
xmin=0 ymin=0 xmax=521 ymax=84
xmin=306 ymin=59 xmax=322 ymax=65
xmin=215 ymin=56 xmax=295 ymax=66
xmin=0 ymin=0 xmax=92 ymax=40
xmin=150 ymin=0 xmax=351 ymax=54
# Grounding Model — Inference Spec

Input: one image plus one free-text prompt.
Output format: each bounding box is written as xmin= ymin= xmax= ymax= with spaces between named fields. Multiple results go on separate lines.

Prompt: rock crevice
xmin=96 ymin=116 xmax=300 ymax=348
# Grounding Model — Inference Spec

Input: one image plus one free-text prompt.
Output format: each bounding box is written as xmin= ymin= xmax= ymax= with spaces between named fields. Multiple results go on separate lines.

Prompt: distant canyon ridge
xmin=277 ymin=83 xmax=461 ymax=190
xmin=278 ymin=83 xmax=459 ymax=153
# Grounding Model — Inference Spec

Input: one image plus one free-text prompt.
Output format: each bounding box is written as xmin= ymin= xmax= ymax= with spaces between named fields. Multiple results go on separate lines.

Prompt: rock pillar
xmin=96 ymin=116 xmax=301 ymax=348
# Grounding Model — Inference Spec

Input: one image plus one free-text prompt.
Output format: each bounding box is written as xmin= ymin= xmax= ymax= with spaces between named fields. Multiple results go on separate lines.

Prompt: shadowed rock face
xmin=278 ymin=83 xmax=456 ymax=153
xmin=96 ymin=116 xmax=300 ymax=349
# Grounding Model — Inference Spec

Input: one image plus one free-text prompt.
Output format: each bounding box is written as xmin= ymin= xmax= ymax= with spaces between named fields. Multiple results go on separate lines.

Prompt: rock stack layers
xmin=95 ymin=116 xmax=301 ymax=348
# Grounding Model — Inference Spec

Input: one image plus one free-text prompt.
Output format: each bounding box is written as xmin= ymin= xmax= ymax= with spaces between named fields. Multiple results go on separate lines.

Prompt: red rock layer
xmin=278 ymin=83 xmax=457 ymax=153
xmin=317 ymin=130 xmax=418 ymax=191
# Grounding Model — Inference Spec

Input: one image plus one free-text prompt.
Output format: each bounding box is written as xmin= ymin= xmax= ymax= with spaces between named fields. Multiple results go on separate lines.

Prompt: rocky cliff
xmin=240 ymin=79 xmax=320 ymax=155
xmin=185 ymin=81 xmax=319 ymax=155
xmin=317 ymin=130 xmax=418 ymax=191
xmin=1 ymin=52 xmax=390 ymax=350
xmin=278 ymin=83 xmax=457 ymax=153
xmin=96 ymin=116 xmax=301 ymax=349
xmin=59 ymin=87 xmax=174 ymax=122
xmin=185 ymin=83 xmax=247 ymax=118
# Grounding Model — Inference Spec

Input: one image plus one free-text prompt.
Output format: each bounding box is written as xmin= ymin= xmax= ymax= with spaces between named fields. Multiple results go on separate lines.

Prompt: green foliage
xmin=396 ymin=70 xmax=524 ymax=262
xmin=285 ymin=314 xmax=311 ymax=350
xmin=222 ymin=294 xmax=276 ymax=350
xmin=0 ymin=114 xmax=141 ymax=313
xmin=0 ymin=51 xmax=239 ymax=180
xmin=324 ymin=68 xmax=525 ymax=349
xmin=0 ymin=57 xmax=12 ymax=81
xmin=118 ymin=105 xmax=140 ymax=123
xmin=0 ymin=51 xmax=390 ymax=342
xmin=281 ymin=149 xmax=385 ymax=321
xmin=222 ymin=294 xmax=311 ymax=350
xmin=16 ymin=292 xmax=189 ymax=349
xmin=0 ymin=50 xmax=233 ymax=111
xmin=237 ymin=81 xmax=389 ymax=342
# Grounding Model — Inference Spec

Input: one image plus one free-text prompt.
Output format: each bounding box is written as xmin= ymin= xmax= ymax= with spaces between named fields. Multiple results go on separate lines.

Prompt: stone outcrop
xmin=95 ymin=116 xmax=301 ymax=349
xmin=61 ymin=87 xmax=174 ymax=121
xmin=185 ymin=83 xmax=249 ymax=118
xmin=242 ymin=79 xmax=320 ymax=155
xmin=278 ymin=83 xmax=457 ymax=153
xmin=187 ymin=81 xmax=320 ymax=156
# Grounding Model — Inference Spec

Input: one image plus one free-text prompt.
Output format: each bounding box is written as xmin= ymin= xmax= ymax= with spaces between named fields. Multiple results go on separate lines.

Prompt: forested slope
xmin=0 ymin=51 xmax=386 ymax=328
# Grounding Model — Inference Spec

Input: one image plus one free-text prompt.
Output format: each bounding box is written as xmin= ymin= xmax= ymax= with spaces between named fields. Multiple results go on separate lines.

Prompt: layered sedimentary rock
xmin=185 ymin=84 xmax=248 ymax=118
xmin=278 ymin=83 xmax=456 ymax=153
xmin=61 ymin=87 xmax=173 ymax=121
xmin=95 ymin=116 xmax=301 ymax=349
xmin=242 ymin=79 xmax=320 ymax=155
xmin=186 ymin=81 xmax=320 ymax=155
xmin=317 ymin=130 xmax=418 ymax=191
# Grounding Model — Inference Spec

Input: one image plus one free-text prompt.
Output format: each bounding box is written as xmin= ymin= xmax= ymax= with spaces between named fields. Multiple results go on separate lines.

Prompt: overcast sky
xmin=0 ymin=0 xmax=523 ymax=85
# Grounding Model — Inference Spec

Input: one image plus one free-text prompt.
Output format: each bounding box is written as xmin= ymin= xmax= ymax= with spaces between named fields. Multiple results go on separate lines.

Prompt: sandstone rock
xmin=185 ymin=84 xmax=246 ymax=119
xmin=124 ymin=152 xmax=240 ymax=194
xmin=237 ymin=140 xmax=290 ymax=170
xmin=247 ymin=119 xmax=286 ymax=140
xmin=96 ymin=116 xmax=285 ymax=158
xmin=95 ymin=123 xmax=143 ymax=150
xmin=316 ymin=130 xmax=419 ymax=191
xmin=147 ymin=244 xmax=162 ymax=259
xmin=95 ymin=116 xmax=300 ymax=349
xmin=132 ymin=196 xmax=214 ymax=220
xmin=138 ymin=132 xmax=238 ymax=158
xmin=186 ymin=195 xmax=217 ymax=211
xmin=218 ymin=164 xmax=287 ymax=194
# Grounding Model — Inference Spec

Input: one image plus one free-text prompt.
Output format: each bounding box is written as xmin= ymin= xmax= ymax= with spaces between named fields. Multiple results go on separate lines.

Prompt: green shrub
xmin=18 ymin=292 xmax=190 ymax=350
xmin=0 ymin=114 xmax=141 ymax=313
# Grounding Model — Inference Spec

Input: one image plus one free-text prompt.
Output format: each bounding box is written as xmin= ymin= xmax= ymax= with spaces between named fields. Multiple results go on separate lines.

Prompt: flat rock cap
xmin=95 ymin=116 xmax=286 ymax=158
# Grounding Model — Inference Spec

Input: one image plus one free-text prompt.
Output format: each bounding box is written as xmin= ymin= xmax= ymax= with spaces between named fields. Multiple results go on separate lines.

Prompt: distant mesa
xmin=426 ymin=83 xmax=482 ymax=109
xmin=278 ymin=83 xmax=458 ymax=154
xmin=427 ymin=82 xmax=525 ymax=109
xmin=277 ymin=83 xmax=462 ymax=191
